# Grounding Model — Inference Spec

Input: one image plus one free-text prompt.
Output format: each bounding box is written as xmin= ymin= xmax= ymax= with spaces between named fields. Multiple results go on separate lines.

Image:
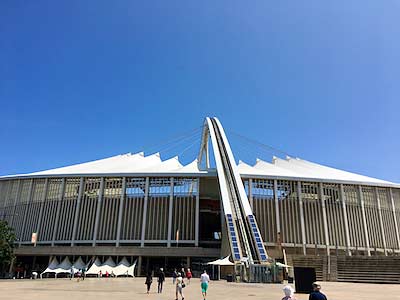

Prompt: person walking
xmin=70 ymin=266 xmax=74 ymax=280
xmin=175 ymin=272 xmax=185 ymax=300
xmin=309 ymin=282 xmax=327 ymax=300
xmin=172 ymin=268 xmax=178 ymax=284
xmin=81 ymin=267 xmax=86 ymax=281
xmin=145 ymin=272 xmax=153 ymax=294
xmin=185 ymin=268 xmax=192 ymax=285
xmin=282 ymin=285 xmax=297 ymax=300
xmin=200 ymin=270 xmax=210 ymax=300
xmin=157 ymin=268 xmax=165 ymax=293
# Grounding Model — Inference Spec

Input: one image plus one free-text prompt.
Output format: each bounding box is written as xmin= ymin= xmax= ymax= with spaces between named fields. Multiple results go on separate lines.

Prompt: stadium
xmin=1 ymin=117 xmax=400 ymax=282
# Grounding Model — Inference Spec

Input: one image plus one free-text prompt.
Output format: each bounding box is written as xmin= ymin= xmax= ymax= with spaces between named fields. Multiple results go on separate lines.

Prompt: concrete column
xmin=319 ymin=182 xmax=330 ymax=256
xmin=137 ymin=256 xmax=142 ymax=277
xmin=248 ymin=179 xmax=253 ymax=210
xmin=31 ymin=256 xmax=36 ymax=274
xmin=9 ymin=180 xmax=22 ymax=227
xmin=195 ymin=178 xmax=200 ymax=247
xmin=92 ymin=177 xmax=105 ymax=246
xmin=339 ymin=184 xmax=351 ymax=256
xmin=116 ymin=177 xmax=126 ymax=246
xmin=19 ymin=179 xmax=34 ymax=246
xmin=273 ymin=179 xmax=281 ymax=239
xmin=51 ymin=178 xmax=66 ymax=246
xmin=358 ymin=185 xmax=371 ymax=256
xmin=167 ymin=177 xmax=174 ymax=247
xmin=140 ymin=177 xmax=150 ymax=247
xmin=0 ymin=183 xmax=5 ymax=217
xmin=389 ymin=188 xmax=400 ymax=250
xmin=35 ymin=178 xmax=49 ymax=243
xmin=297 ymin=181 xmax=307 ymax=255
xmin=187 ymin=256 xmax=191 ymax=267
xmin=71 ymin=177 xmax=85 ymax=246
xmin=205 ymin=140 xmax=210 ymax=169
xmin=375 ymin=187 xmax=387 ymax=255
xmin=1 ymin=181 xmax=12 ymax=218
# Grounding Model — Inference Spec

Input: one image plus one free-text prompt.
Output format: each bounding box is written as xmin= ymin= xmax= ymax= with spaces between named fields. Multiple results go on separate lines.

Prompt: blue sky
xmin=1 ymin=1 xmax=399 ymax=182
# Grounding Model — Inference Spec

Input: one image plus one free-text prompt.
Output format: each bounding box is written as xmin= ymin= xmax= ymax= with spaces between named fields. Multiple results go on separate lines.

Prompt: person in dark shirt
xmin=172 ymin=268 xmax=178 ymax=284
xmin=145 ymin=272 xmax=152 ymax=294
xmin=157 ymin=268 xmax=165 ymax=293
xmin=309 ymin=282 xmax=327 ymax=300
xmin=81 ymin=267 xmax=86 ymax=281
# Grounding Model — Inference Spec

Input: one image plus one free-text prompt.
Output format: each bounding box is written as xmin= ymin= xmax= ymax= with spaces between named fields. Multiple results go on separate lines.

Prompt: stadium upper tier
xmin=1 ymin=151 xmax=398 ymax=187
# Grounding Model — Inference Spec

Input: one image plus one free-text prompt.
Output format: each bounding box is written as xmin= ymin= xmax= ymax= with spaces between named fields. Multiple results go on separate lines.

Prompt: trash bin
xmin=226 ymin=274 xmax=233 ymax=282
xmin=293 ymin=267 xmax=316 ymax=293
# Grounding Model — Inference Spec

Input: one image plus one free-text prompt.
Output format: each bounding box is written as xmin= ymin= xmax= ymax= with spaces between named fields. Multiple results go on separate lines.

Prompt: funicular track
xmin=204 ymin=117 xmax=268 ymax=266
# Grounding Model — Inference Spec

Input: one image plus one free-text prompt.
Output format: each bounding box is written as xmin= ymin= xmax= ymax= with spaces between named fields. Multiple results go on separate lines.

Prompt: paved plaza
xmin=0 ymin=278 xmax=399 ymax=300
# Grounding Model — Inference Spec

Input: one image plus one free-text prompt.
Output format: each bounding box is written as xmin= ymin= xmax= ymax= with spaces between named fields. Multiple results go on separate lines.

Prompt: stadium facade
xmin=1 ymin=117 xmax=400 ymax=281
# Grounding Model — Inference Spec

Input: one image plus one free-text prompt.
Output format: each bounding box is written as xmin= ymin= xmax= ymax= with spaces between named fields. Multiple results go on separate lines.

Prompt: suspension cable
xmin=153 ymin=131 xmax=202 ymax=157
xmin=177 ymin=135 xmax=202 ymax=158
xmin=138 ymin=126 xmax=202 ymax=154
xmin=226 ymin=129 xmax=295 ymax=158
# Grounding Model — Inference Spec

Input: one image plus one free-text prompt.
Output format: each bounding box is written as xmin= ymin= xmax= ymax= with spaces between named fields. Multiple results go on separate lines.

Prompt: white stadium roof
xmin=238 ymin=156 xmax=399 ymax=186
xmin=1 ymin=152 xmax=399 ymax=187
xmin=1 ymin=152 xmax=206 ymax=178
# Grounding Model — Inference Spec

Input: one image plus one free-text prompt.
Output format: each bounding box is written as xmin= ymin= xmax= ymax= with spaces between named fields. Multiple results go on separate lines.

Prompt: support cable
xmin=177 ymin=137 xmax=201 ymax=158
xmin=229 ymin=139 xmax=270 ymax=164
xmin=138 ymin=126 xmax=202 ymax=154
xmin=227 ymin=130 xmax=295 ymax=158
xmin=154 ymin=132 xmax=202 ymax=158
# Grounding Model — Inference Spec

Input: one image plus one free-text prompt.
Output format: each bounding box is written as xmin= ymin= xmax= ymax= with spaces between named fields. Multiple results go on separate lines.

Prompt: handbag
xmin=182 ymin=282 xmax=186 ymax=288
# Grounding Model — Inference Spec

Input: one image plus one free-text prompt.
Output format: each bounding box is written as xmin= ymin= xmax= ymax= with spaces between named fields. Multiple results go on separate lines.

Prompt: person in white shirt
xmin=175 ymin=272 xmax=185 ymax=300
xmin=200 ymin=270 xmax=210 ymax=300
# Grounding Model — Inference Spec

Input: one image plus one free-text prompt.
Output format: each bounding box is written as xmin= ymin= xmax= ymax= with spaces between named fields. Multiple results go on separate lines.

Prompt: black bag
xmin=182 ymin=282 xmax=186 ymax=288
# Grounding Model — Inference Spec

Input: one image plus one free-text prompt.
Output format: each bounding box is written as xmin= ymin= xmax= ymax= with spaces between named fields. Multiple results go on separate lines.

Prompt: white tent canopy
xmin=86 ymin=258 xmax=102 ymax=275
xmin=113 ymin=257 xmax=136 ymax=277
xmin=72 ymin=257 xmax=87 ymax=272
xmin=207 ymin=256 xmax=234 ymax=266
xmin=41 ymin=257 xmax=75 ymax=277
xmin=53 ymin=257 xmax=72 ymax=275
xmin=100 ymin=257 xmax=116 ymax=274
xmin=41 ymin=257 xmax=59 ymax=276
xmin=86 ymin=257 xmax=135 ymax=277
xmin=207 ymin=256 xmax=234 ymax=281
